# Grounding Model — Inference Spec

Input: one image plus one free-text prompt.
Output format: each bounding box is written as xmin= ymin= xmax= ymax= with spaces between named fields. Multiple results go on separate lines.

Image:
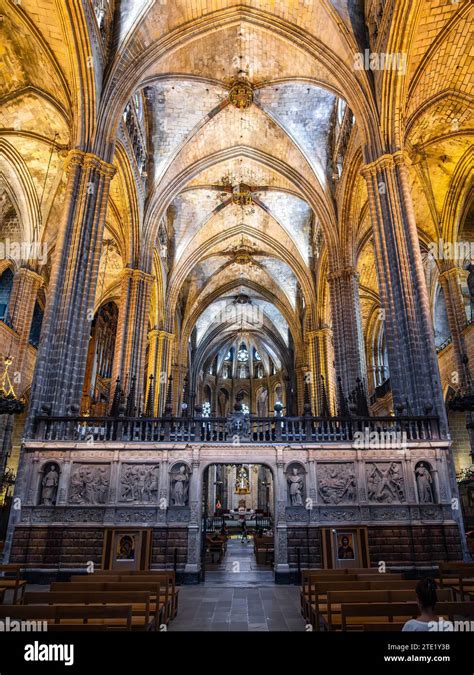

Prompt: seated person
xmin=220 ymin=523 xmax=229 ymax=538
xmin=402 ymin=578 xmax=438 ymax=631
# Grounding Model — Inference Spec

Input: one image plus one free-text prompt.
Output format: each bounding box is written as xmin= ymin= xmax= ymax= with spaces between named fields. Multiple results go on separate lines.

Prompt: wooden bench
xmin=323 ymin=588 xmax=453 ymax=631
xmin=301 ymin=572 xmax=402 ymax=623
xmin=253 ymin=538 xmax=274 ymax=565
xmin=306 ymin=580 xmax=422 ymax=629
xmin=341 ymin=601 xmax=474 ymax=631
xmin=73 ymin=571 xmax=179 ymax=619
xmin=0 ymin=564 xmax=26 ymax=604
xmin=206 ymin=535 xmax=226 ymax=563
xmin=0 ymin=604 xmax=132 ymax=630
xmin=52 ymin=581 xmax=168 ymax=628
xmin=301 ymin=574 xmax=359 ymax=619
xmin=438 ymin=562 xmax=474 ymax=600
xmin=23 ymin=591 xmax=152 ymax=631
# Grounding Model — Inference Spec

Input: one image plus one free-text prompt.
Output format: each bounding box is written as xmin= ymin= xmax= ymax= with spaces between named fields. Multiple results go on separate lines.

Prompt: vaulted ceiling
xmin=1 ymin=0 xmax=472 ymax=382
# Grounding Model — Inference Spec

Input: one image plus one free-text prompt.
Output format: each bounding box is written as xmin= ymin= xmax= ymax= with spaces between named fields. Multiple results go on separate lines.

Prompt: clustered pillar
xmin=147 ymin=330 xmax=174 ymax=415
xmin=362 ymin=151 xmax=446 ymax=425
xmin=28 ymin=150 xmax=116 ymax=420
xmin=111 ymin=268 xmax=154 ymax=410
xmin=328 ymin=266 xmax=367 ymax=404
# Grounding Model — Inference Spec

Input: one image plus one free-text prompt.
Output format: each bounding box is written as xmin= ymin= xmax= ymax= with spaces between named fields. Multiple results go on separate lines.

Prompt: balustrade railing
xmin=31 ymin=414 xmax=441 ymax=444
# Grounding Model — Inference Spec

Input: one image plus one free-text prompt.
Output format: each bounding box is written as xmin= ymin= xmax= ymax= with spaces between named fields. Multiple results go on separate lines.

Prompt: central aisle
xmin=169 ymin=538 xmax=306 ymax=632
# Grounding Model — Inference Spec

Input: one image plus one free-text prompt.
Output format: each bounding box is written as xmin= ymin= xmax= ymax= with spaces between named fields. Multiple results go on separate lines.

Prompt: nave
xmin=169 ymin=538 xmax=305 ymax=632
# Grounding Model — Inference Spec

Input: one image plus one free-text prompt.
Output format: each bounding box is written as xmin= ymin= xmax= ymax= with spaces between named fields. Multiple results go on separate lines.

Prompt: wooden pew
xmin=323 ymin=588 xmax=453 ymax=631
xmin=307 ymin=580 xmax=421 ymax=629
xmin=301 ymin=574 xmax=359 ymax=620
xmin=206 ymin=535 xmax=226 ymax=563
xmin=0 ymin=604 xmax=132 ymax=630
xmin=51 ymin=581 xmax=167 ymax=628
xmin=301 ymin=572 xmax=403 ymax=624
xmin=23 ymin=591 xmax=152 ymax=631
xmin=253 ymin=538 xmax=274 ymax=565
xmin=341 ymin=601 xmax=474 ymax=631
xmin=70 ymin=572 xmax=179 ymax=619
xmin=0 ymin=564 xmax=27 ymax=604
xmin=438 ymin=562 xmax=474 ymax=600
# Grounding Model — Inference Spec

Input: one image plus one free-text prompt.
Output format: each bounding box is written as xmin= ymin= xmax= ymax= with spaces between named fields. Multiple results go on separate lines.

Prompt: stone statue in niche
xmin=119 ymin=464 xmax=159 ymax=503
xmin=40 ymin=464 xmax=59 ymax=506
xmin=415 ymin=462 xmax=434 ymax=503
xmin=317 ymin=463 xmax=356 ymax=504
xmin=170 ymin=465 xmax=189 ymax=506
xmin=286 ymin=466 xmax=304 ymax=506
xmin=366 ymin=462 xmax=405 ymax=503
xmin=69 ymin=464 xmax=110 ymax=505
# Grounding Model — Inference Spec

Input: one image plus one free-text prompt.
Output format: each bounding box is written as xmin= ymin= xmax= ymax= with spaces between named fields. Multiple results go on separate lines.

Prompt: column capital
xmin=438 ymin=262 xmax=462 ymax=279
xmin=15 ymin=267 xmax=43 ymax=286
xmin=148 ymin=329 xmax=174 ymax=342
xmin=361 ymin=149 xmax=409 ymax=177
xmin=64 ymin=150 xmax=116 ymax=179
xmin=121 ymin=267 xmax=154 ymax=285
xmin=327 ymin=265 xmax=359 ymax=282
xmin=306 ymin=326 xmax=332 ymax=341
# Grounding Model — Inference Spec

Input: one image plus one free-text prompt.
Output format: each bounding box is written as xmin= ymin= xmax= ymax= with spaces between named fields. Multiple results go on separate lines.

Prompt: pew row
xmin=0 ymin=604 xmax=133 ymax=630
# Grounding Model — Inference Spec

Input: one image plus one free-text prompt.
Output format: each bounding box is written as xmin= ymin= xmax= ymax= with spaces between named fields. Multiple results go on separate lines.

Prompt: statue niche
xmin=317 ymin=463 xmax=356 ymax=504
xmin=170 ymin=464 xmax=190 ymax=507
xmin=366 ymin=462 xmax=405 ymax=503
xmin=286 ymin=463 xmax=305 ymax=506
xmin=415 ymin=461 xmax=436 ymax=504
xmin=68 ymin=464 xmax=110 ymax=505
xmin=119 ymin=464 xmax=159 ymax=503
xmin=39 ymin=462 xmax=60 ymax=506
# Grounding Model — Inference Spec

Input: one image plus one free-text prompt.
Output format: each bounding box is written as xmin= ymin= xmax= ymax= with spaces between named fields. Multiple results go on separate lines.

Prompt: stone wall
xmin=6 ymin=439 xmax=466 ymax=579
xmin=10 ymin=525 xmax=104 ymax=568
xmin=367 ymin=524 xmax=463 ymax=565
xmin=287 ymin=526 xmax=321 ymax=569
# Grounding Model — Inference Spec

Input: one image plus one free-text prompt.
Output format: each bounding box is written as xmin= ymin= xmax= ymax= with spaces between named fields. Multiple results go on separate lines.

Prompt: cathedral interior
xmin=0 ymin=0 xmax=473 ymax=642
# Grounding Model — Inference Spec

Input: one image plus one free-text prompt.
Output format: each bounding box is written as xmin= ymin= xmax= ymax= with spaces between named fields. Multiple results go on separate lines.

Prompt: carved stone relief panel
xmin=68 ymin=464 xmax=110 ymax=505
xmin=366 ymin=462 xmax=405 ymax=503
xmin=119 ymin=464 xmax=159 ymax=504
xmin=317 ymin=463 xmax=357 ymax=504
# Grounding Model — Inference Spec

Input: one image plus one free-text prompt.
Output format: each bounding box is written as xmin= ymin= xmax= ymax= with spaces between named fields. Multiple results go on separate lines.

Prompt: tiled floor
xmin=169 ymin=538 xmax=306 ymax=632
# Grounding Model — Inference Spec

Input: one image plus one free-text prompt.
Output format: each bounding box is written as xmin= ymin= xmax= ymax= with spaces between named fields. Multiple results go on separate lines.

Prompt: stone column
xmin=306 ymin=327 xmax=334 ymax=415
xmin=8 ymin=268 xmax=43 ymax=382
xmin=361 ymin=151 xmax=446 ymax=424
xmin=438 ymin=265 xmax=474 ymax=459
xmin=170 ymin=362 xmax=187 ymax=416
xmin=27 ymin=150 xmax=116 ymax=420
xmin=274 ymin=450 xmax=289 ymax=579
xmin=112 ymin=268 xmax=154 ymax=410
xmin=185 ymin=454 xmax=202 ymax=579
xmin=327 ymin=266 xmax=367 ymax=402
xmin=56 ymin=459 xmax=72 ymax=506
xmin=146 ymin=331 xmax=174 ymax=416
xmin=438 ymin=264 xmax=471 ymax=391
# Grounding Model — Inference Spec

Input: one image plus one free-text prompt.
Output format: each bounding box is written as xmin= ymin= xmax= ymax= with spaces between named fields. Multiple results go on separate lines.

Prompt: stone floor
xmin=169 ymin=538 xmax=306 ymax=632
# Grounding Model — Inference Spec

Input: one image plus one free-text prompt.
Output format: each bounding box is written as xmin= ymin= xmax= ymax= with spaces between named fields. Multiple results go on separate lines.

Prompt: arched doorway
xmin=200 ymin=462 xmax=275 ymax=582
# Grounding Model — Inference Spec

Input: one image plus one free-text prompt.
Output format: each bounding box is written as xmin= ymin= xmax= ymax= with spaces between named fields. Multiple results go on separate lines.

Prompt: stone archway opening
xmin=200 ymin=462 xmax=275 ymax=582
